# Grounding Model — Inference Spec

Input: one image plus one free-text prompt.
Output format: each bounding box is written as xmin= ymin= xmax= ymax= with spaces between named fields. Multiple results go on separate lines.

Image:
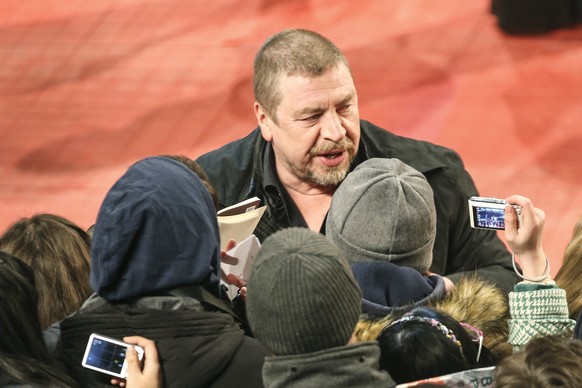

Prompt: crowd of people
xmin=1 ymin=28 xmax=581 ymax=387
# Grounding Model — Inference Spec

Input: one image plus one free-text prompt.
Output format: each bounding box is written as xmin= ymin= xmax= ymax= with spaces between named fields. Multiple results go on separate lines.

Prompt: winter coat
xmin=261 ymin=342 xmax=394 ymax=388
xmin=56 ymin=157 xmax=268 ymax=387
xmin=57 ymin=293 xmax=267 ymax=388
xmin=508 ymin=281 xmax=576 ymax=352
xmin=356 ymin=276 xmax=513 ymax=361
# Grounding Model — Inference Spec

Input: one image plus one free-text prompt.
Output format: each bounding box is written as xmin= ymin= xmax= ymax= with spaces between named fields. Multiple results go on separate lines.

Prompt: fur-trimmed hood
xmin=355 ymin=276 xmax=511 ymax=360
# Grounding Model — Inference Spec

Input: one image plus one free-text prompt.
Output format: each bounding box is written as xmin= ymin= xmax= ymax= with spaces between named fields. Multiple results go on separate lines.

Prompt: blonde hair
xmin=555 ymin=217 xmax=582 ymax=319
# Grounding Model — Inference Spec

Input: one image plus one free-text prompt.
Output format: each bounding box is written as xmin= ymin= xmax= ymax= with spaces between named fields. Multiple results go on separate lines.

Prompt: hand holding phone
xmin=111 ymin=336 xmax=162 ymax=388
xmin=82 ymin=333 xmax=144 ymax=379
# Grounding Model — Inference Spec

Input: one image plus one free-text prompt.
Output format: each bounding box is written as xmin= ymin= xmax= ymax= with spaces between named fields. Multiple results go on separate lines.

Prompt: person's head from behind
xmin=376 ymin=306 xmax=490 ymax=384
xmin=327 ymin=158 xmax=436 ymax=273
xmin=253 ymin=29 xmax=360 ymax=188
xmin=555 ymin=217 xmax=582 ymax=319
xmin=0 ymin=251 xmax=75 ymax=386
xmin=0 ymin=251 xmax=45 ymax=360
xmin=496 ymin=334 xmax=582 ymax=388
xmin=0 ymin=213 xmax=92 ymax=329
xmin=246 ymin=227 xmax=362 ymax=355
xmin=90 ymin=156 xmax=222 ymax=302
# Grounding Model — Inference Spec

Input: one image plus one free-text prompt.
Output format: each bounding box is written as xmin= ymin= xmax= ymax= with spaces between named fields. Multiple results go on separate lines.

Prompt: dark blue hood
xmin=351 ymin=261 xmax=446 ymax=316
xmin=90 ymin=156 xmax=221 ymax=302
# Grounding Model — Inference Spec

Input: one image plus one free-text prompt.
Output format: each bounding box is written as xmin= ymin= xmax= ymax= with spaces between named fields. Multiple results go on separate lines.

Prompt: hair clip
xmin=388 ymin=315 xmax=462 ymax=348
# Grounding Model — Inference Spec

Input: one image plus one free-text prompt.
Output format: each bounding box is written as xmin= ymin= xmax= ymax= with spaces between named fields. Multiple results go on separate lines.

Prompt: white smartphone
xmin=81 ymin=333 xmax=144 ymax=379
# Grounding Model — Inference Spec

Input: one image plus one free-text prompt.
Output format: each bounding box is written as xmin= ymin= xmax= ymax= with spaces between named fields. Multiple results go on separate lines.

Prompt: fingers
xmin=239 ymin=286 xmax=247 ymax=302
xmin=122 ymin=336 xmax=161 ymax=387
xmin=123 ymin=336 xmax=157 ymax=364
xmin=504 ymin=204 xmax=518 ymax=240
xmin=504 ymin=195 xmax=545 ymax=232
xmin=125 ymin=346 xmax=141 ymax=378
xmin=110 ymin=378 xmax=125 ymax=387
xmin=221 ymin=253 xmax=239 ymax=266
xmin=225 ymin=239 xmax=236 ymax=251
xmin=221 ymin=239 xmax=239 ymax=265
xmin=503 ymin=195 xmax=546 ymax=258
xmin=225 ymin=274 xmax=247 ymax=289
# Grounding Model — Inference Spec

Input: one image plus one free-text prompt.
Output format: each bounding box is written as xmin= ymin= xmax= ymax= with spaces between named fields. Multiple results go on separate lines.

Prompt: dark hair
xmin=0 ymin=251 xmax=76 ymax=386
xmin=376 ymin=306 xmax=494 ymax=384
xmin=161 ymin=154 xmax=220 ymax=209
xmin=496 ymin=334 xmax=582 ymax=387
xmin=0 ymin=213 xmax=92 ymax=329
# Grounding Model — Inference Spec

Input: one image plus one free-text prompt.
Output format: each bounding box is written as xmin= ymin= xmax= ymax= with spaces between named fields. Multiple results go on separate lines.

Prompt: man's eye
xmin=338 ymin=105 xmax=351 ymax=113
xmin=301 ymin=114 xmax=320 ymax=122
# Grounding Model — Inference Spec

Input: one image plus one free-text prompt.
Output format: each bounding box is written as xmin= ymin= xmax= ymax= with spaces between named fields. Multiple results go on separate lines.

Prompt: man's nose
xmin=320 ymin=112 xmax=346 ymax=141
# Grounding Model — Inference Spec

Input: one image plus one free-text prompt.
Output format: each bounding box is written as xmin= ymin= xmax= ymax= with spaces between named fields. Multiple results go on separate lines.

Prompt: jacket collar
xmin=262 ymin=342 xmax=395 ymax=388
xmin=358 ymin=119 xmax=447 ymax=174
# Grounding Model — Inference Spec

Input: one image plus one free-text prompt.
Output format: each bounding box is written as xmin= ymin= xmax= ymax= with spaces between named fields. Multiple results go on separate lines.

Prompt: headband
xmin=387 ymin=315 xmax=462 ymax=348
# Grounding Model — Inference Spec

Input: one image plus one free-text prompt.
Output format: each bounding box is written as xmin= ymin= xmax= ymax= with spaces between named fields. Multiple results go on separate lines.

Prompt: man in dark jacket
xmin=56 ymin=156 xmax=268 ymax=388
xmin=195 ymin=28 xmax=518 ymax=293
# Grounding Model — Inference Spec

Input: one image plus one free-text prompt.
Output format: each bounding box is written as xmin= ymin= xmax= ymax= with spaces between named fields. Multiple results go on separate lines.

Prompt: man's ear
xmin=254 ymin=102 xmax=273 ymax=141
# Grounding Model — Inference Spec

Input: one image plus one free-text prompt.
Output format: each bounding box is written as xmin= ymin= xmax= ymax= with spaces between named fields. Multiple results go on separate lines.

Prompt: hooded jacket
xmin=351 ymin=261 xmax=446 ymax=316
xmin=195 ymin=120 xmax=519 ymax=294
xmin=57 ymin=157 xmax=267 ymax=387
xmin=90 ymin=156 xmax=222 ymax=301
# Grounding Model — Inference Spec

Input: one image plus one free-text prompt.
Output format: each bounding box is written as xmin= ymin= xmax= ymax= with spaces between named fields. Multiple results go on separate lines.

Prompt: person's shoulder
xmin=361 ymin=120 xmax=459 ymax=156
xmin=360 ymin=120 xmax=464 ymax=173
xmin=196 ymin=128 xmax=261 ymax=169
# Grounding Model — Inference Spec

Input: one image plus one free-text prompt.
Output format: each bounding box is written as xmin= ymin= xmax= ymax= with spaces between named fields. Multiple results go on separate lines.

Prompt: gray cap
xmin=326 ymin=158 xmax=436 ymax=273
xmin=246 ymin=227 xmax=362 ymax=355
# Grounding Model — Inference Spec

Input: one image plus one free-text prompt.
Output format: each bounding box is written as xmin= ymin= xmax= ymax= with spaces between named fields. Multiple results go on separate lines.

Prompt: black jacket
xmin=196 ymin=120 xmax=518 ymax=293
xmin=57 ymin=293 xmax=267 ymax=388
xmin=56 ymin=157 xmax=268 ymax=387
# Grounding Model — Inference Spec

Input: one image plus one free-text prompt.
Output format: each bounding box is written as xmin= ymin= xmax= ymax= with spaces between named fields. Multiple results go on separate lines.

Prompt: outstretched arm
xmin=503 ymin=195 xmax=575 ymax=352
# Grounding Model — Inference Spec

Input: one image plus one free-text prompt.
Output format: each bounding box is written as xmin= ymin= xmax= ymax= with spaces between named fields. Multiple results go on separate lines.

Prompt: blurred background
xmin=1 ymin=0 xmax=581 ymax=275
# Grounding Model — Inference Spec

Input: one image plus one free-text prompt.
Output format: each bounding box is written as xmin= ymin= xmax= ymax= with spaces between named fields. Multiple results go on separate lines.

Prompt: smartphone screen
xmin=84 ymin=336 xmax=129 ymax=375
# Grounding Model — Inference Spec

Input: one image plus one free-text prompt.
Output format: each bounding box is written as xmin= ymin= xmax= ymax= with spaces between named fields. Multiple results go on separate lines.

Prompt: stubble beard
xmin=285 ymin=139 xmax=356 ymax=187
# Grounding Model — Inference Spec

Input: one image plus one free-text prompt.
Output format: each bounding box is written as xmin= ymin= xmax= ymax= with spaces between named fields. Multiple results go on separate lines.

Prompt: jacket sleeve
xmin=508 ymin=281 xmax=576 ymax=353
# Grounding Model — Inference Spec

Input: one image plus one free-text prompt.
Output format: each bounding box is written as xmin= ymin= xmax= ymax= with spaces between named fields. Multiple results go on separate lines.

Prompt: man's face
xmin=255 ymin=63 xmax=360 ymax=188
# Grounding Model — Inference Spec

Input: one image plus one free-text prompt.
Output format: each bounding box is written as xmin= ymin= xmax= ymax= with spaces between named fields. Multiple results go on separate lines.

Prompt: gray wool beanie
xmin=326 ymin=158 xmax=436 ymax=273
xmin=246 ymin=227 xmax=362 ymax=356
